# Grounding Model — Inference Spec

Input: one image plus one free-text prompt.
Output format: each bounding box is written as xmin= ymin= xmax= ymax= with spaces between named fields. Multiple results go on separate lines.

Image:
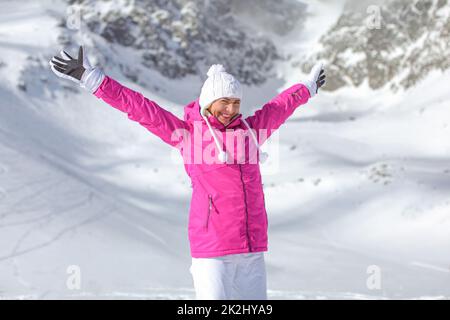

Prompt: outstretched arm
xmin=93 ymin=76 xmax=189 ymax=148
xmin=245 ymin=63 xmax=325 ymax=144
xmin=50 ymin=46 xmax=189 ymax=148
xmin=245 ymin=83 xmax=311 ymax=144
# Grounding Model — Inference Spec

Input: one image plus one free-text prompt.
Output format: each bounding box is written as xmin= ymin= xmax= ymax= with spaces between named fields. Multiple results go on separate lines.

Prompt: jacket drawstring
xmin=201 ymin=113 xmax=228 ymax=163
xmin=201 ymin=114 xmax=268 ymax=164
xmin=241 ymin=118 xmax=268 ymax=164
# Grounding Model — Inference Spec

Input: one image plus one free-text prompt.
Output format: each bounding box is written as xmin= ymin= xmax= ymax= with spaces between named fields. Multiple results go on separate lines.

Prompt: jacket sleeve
xmin=93 ymin=76 xmax=189 ymax=148
xmin=244 ymin=83 xmax=311 ymax=144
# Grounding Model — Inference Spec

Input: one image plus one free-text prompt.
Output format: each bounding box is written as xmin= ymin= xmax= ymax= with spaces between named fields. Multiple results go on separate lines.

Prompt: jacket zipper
xmin=262 ymin=185 xmax=268 ymax=227
xmin=224 ymin=114 xmax=241 ymax=129
xmin=238 ymin=164 xmax=252 ymax=252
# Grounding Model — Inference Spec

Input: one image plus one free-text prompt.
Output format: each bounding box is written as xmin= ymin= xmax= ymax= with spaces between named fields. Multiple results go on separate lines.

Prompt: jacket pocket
xmin=209 ymin=194 xmax=219 ymax=215
xmin=205 ymin=194 xmax=218 ymax=231
xmin=205 ymin=194 xmax=212 ymax=230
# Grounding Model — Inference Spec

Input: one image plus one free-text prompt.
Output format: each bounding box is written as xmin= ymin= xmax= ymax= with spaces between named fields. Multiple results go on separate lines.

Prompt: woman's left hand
xmin=304 ymin=62 xmax=326 ymax=98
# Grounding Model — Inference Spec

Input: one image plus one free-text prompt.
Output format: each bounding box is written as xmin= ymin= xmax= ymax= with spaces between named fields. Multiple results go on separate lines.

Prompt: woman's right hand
xmin=49 ymin=45 xmax=105 ymax=93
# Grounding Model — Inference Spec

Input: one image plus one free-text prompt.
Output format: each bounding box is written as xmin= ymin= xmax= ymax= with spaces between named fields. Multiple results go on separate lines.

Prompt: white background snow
xmin=0 ymin=0 xmax=449 ymax=299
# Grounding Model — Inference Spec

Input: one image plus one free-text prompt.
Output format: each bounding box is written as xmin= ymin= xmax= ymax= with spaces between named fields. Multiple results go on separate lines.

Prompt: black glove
xmin=304 ymin=63 xmax=326 ymax=97
xmin=50 ymin=46 xmax=90 ymax=82
xmin=49 ymin=45 xmax=105 ymax=93
xmin=316 ymin=69 xmax=326 ymax=92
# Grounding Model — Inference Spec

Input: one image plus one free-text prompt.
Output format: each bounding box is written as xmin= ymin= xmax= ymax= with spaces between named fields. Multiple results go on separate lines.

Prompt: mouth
xmin=216 ymin=112 xmax=239 ymax=126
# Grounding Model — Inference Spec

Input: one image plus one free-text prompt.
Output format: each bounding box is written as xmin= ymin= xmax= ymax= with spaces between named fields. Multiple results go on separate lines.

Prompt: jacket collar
xmin=206 ymin=112 xmax=243 ymax=130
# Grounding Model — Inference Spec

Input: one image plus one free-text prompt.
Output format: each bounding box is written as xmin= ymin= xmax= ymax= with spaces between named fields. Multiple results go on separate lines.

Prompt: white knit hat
xmin=196 ymin=65 xmax=268 ymax=164
xmin=199 ymin=64 xmax=243 ymax=116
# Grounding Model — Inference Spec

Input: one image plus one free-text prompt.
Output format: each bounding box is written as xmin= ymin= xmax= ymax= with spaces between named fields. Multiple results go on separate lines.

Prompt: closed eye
xmin=220 ymin=99 xmax=240 ymax=105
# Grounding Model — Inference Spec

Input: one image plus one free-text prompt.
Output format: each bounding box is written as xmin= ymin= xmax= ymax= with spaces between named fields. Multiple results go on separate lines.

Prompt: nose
xmin=225 ymin=104 xmax=234 ymax=113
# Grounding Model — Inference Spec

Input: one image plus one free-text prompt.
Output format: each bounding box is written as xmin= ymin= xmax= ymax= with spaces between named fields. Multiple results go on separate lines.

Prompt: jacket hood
xmin=184 ymin=99 xmax=203 ymax=124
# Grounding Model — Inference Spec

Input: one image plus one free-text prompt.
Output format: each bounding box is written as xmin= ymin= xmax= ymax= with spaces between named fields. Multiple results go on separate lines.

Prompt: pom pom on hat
xmin=206 ymin=64 xmax=226 ymax=77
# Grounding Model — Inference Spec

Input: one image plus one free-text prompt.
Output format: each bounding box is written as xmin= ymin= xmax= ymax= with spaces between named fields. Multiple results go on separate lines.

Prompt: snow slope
xmin=0 ymin=0 xmax=449 ymax=299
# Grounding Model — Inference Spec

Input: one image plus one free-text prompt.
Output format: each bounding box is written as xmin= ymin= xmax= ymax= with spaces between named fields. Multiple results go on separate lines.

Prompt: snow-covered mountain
xmin=62 ymin=0 xmax=306 ymax=85
xmin=0 ymin=0 xmax=449 ymax=299
xmin=301 ymin=0 xmax=450 ymax=91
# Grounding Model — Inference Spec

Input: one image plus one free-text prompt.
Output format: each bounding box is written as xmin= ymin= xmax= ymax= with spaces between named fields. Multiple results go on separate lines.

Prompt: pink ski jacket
xmin=94 ymin=76 xmax=311 ymax=258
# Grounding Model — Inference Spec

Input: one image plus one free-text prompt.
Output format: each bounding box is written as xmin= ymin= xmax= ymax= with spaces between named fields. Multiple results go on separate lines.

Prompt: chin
xmin=220 ymin=117 xmax=231 ymax=124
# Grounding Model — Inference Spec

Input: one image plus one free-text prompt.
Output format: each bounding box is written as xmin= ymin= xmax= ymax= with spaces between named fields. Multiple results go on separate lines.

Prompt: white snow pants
xmin=189 ymin=252 xmax=267 ymax=300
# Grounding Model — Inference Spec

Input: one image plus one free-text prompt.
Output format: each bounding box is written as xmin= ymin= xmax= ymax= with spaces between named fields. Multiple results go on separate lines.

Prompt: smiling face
xmin=207 ymin=97 xmax=241 ymax=126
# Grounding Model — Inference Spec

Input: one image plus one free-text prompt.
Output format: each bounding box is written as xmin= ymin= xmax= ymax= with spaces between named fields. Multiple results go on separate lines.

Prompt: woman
xmin=50 ymin=46 xmax=326 ymax=299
